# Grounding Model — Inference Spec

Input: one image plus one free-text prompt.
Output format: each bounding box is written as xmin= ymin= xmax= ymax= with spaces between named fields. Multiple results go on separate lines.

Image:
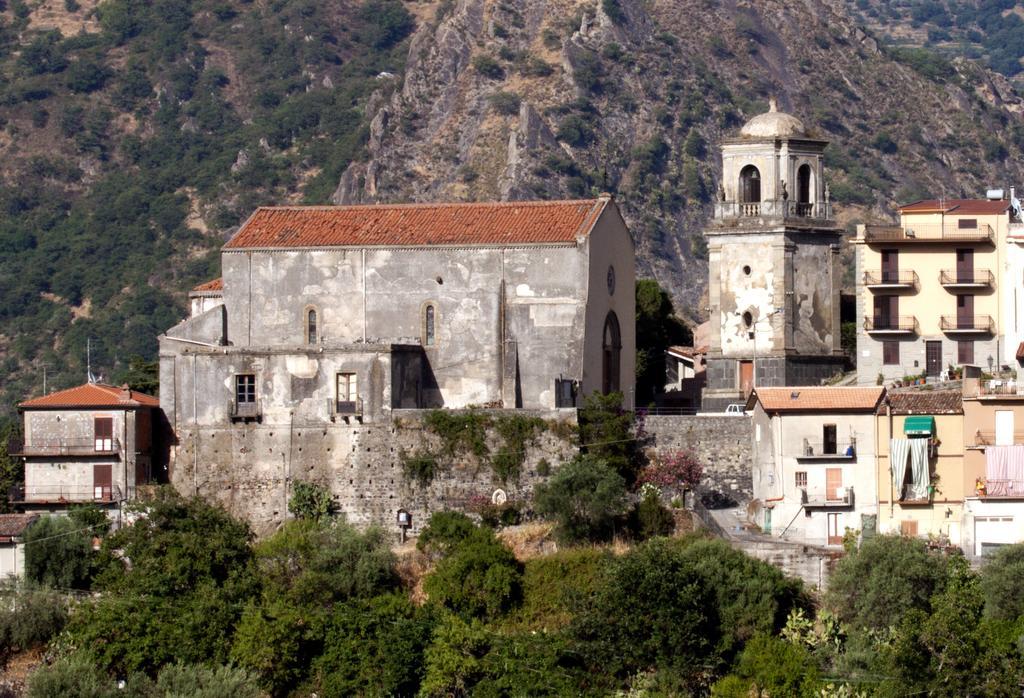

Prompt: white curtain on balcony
xmin=908 ymin=438 xmax=930 ymax=500
xmin=891 ymin=438 xmax=910 ymax=495
xmin=985 ymin=445 xmax=1024 ymax=496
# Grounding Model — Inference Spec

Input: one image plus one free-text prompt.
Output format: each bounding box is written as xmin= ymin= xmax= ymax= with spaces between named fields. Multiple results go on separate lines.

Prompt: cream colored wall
xmin=962 ymin=398 xmax=1024 ymax=490
xmin=859 ymin=242 xmax=1000 ymax=336
xmin=874 ymin=412 xmax=965 ymax=542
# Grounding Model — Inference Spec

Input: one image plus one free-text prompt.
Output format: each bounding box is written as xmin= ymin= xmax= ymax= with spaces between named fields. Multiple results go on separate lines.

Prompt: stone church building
xmin=702 ymin=99 xmax=845 ymax=410
xmin=158 ymin=196 xmax=635 ymax=533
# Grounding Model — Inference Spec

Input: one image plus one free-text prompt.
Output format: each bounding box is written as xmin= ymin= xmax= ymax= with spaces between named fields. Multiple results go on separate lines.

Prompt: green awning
xmin=904 ymin=415 xmax=935 ymax=436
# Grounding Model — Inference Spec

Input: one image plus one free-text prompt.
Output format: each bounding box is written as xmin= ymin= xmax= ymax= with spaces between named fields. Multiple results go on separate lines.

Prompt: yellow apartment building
xmin=855 ymin=198 xmax=1011 ymax=384
xmin=874 ymin=390 xmax=964 ymax=546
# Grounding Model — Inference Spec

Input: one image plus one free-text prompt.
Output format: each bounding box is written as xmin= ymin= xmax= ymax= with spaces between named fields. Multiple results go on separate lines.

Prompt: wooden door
xmin=957 ymin=294 xmax=974 ymax=329
xmin=956 ymin=248 xmax=974 ymax=283
xmin=826 ymin=468 xmax=843 ymax=501
xmin=739 ymin=360 xmax=754 ymax=395
xmin=93 ymin=464 xmax=112 ymax=501
xmin=827 ymin=513 xmax=842 ymax=546
xmin=881 ymin=249 xmax=898 ymax=283
xmin=926 ymin=341 xmax=942 ymax=377
xmin=94 ymin=417 xmax=113 ymax=452
xmin=873 ymin=296 xmax=898 ymax=328
xmin=900 ymin=520 xmax=919 ymax=538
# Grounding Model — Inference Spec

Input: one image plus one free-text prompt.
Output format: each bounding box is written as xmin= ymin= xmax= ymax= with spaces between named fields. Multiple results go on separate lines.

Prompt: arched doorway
xmin=739 ymin=165 xmax=761 ymax=203
xmin=602 ymin=311 xmax=621 ymax=394
xmin=797 ymin=164 xmax=812 ymax=215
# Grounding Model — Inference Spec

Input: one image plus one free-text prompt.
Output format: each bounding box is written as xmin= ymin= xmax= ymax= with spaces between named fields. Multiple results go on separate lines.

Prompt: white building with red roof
xmin=13 ymin=383 xmax=165 ymax=519
xmin=158 ymin=197 xmax=635 ymax=533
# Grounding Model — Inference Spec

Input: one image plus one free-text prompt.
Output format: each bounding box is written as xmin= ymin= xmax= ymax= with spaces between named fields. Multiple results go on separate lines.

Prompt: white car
xmin=725 ymin=403 xmax=746 ymax=415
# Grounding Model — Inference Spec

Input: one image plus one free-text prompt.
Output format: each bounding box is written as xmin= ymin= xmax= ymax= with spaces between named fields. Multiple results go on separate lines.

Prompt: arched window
xmin=797 ymin=164 xmax=812 ymax=204
xmin=602 ymin=311 xmax=621 ymax=394
xmin=739 ymin=165 xmax=761 ymax=203
xmin=306 ymin=308 xmax=318 ymax=344
xmin=424 ymin=304 xmax=436 ymax=347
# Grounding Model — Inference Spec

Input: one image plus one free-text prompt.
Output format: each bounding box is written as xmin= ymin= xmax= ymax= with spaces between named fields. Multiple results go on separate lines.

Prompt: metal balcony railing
xmin=978 ymin=380 xmax=1022 ymax=397
xmin=862 ymin=270 xmax=918 ymax=288
xmin=863 ymin=316 xmax=917 ymax=333
xmin=971 ymin=430 xmax=1024 ymax=447
xmin=979 ymin=479 xmax=1024 ymax=498
xmin=800 ymin=486 xmax=854 ymax=508
xmin=939 ymin=269 xmax=993 ymax=288
xmin=939 ymin=315 xmax=994 ymax=333
xmin=230 ymin=399 xmax=261 ymax=422
xmin=796 ymin=441 xmax=856 ymax=459
xmin=8 ymin=438 xmax=121 ymax=456
xmin=863 ymin=223 xmax=994 ymax=243
xmin=10 ymin=483 xmax=123 ymax=504
xmin=328 ymin=397 xmax=364 ymax=421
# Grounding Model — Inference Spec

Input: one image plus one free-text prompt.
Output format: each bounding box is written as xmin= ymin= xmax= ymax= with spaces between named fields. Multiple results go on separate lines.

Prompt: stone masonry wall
xmin=171 ymin=408 xmax=577 ymax=538
xmin=644 ymin=414 xmax=754 ymax=503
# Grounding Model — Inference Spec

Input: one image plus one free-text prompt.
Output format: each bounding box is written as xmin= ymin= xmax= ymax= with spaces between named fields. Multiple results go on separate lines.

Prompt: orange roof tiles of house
xmin=883 ymin=390 xmax=963 ymax=415
xmin=222 ymin=198 xmax=612 ymax=250
xmin=19 ymin=383 xmax=160 ymax=409
xmin=748 ymin=387 xmax=885 ymax=413
xmin=0 ymin=514 xmax=37 ymax=539
xmin=191 ymin=278 xmax=223 ymax=293
xmin=899 ymin=199 xmax=1010 ymax=215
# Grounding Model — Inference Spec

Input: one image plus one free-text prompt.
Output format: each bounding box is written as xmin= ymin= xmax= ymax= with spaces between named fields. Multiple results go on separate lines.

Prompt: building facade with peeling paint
xmin=702 ymin=100 xmax=845 ymax=411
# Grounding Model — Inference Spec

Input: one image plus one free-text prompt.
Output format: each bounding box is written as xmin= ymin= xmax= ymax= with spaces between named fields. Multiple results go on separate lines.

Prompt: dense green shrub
xmin=27 ymin=658 xmax=262 ymax=698
xmin=310 ymin=594 xmax=435 ymax=696
xmin=571 ymin=538 xmax=719 ymax=687
xmin=826 ymin=534 xmax=951 ymax=631
xmin=711 ymin=634 xmax=820 ymax=698
xmin=488 ymin=91 xmax=521 ymax=115
xmin=472 ymin=55 xmax=505 ymax=79
xmin=534 ymin=455 xmax=628 ymax=543
xmin=630 ymin=489 xmax=675 ymax=540
xmin=357 ymin=0 xmax=415 ymax=49
xmin=980 ymin=543 xmax=1024 ymax=620
xmin=417 ymin=511 xmax=480 ymax=557
xmin=288 ymin=480 xmax=336 ymax=522
xmin=423 ymin=529 xmax=522 ymax=621
xmin=0 ymin=585 xmax=68 ymax=658
xmin=510 ymin=548 xmax=611 ymax=630
xmin=24 ymin=515 xmax=92 ymax=590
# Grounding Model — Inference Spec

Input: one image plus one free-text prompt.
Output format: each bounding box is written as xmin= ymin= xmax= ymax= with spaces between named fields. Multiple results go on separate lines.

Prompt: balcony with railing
xmin=795 ymin=440 xmax=856 ymax=460
xmin=862 ymin=270 xmax=918 ymax=291
xmin=978 ymin=479 xmax=1024 ymax=499
xmin=328 ymin=397 xmax=364 ymax=422
xmin=970 ymin=429 xmax=1024 ymax=448
xmin=863 ymin=316 xmax=918 ymax=334
xmin=10 ymin=483 xmax=123 ymax=504
xmin=801 ymin=486 xmax=854 ymax=508
xmin=229 ymin=399 xmax=261 ymax=422
xmin=714 ymin=199 xmax=833 ymax=222
xmin=863 ymin=222 xmax=994 ymax=244
xmin=939 ymin=269 xmax=994 ymax=290
xmin=940 ymin=315 xmax=994 ymax=334
xmin=8 ymin=437 xmax=121 ymax=457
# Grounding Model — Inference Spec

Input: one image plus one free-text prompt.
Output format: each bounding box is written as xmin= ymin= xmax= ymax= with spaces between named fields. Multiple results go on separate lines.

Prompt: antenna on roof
xmin=87 ymin=338 xmax=98 ymax=384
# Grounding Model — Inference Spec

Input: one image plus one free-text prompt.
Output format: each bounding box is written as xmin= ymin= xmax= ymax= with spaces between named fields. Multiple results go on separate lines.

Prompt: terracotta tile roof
xmin=191 ymin=278 xmax=223 ymax=293
xmin=899 ymin=199 xmax=1010 ymax=215
xmin=748 ymin=387 xmax=885 ymax=413
xmin=0 ymin=514 xmax=37 ymax=539
xmin=19 ymin=383 xmax=160 ymax=409
xmin=223 ymin=198 xmax=612 ymax=250
xmin=882 ymin=390 xmax=963 ymax=415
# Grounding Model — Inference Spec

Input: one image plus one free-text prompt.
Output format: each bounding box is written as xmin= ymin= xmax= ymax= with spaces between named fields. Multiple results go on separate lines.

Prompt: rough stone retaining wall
xmin=643 ymin=414 xmax=754 ymax=503
xmin=171 ymin=409 xmax=577 ymax=538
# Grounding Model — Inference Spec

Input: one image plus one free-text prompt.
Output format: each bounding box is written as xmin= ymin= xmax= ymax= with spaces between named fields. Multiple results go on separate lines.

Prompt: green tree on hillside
xmin=635 ymin=279 xmax=692 ymax=404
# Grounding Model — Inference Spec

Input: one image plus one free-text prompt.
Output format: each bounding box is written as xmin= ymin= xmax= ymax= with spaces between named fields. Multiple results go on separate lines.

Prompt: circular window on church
xmin=743 ymin=265 xmax=751 ymax=275
xmin=742 ymin=311 xmax=753 ymax=328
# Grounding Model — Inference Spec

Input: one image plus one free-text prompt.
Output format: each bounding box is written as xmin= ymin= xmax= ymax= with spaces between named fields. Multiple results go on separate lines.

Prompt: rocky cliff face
xmin=334 ymin=0 xmax=1024 ymax=317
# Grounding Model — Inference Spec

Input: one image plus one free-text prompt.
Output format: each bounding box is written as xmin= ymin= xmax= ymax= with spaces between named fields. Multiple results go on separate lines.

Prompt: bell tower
xmin=702 ymin=99 xmax=845 ymax=411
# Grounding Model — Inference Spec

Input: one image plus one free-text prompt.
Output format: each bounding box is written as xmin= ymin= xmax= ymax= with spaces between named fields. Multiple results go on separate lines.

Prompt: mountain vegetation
xmin=4 ymin=0 xmax=1024 ymax=421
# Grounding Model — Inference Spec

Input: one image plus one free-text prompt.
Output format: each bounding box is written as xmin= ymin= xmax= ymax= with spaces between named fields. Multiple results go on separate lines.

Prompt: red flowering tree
xmin=639 ymin=450 xmax=704 ymax=492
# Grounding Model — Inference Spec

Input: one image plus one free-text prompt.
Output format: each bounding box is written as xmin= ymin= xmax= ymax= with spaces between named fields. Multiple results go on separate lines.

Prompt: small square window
xmin=795 ymin=471 xmax=807 ymax=489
